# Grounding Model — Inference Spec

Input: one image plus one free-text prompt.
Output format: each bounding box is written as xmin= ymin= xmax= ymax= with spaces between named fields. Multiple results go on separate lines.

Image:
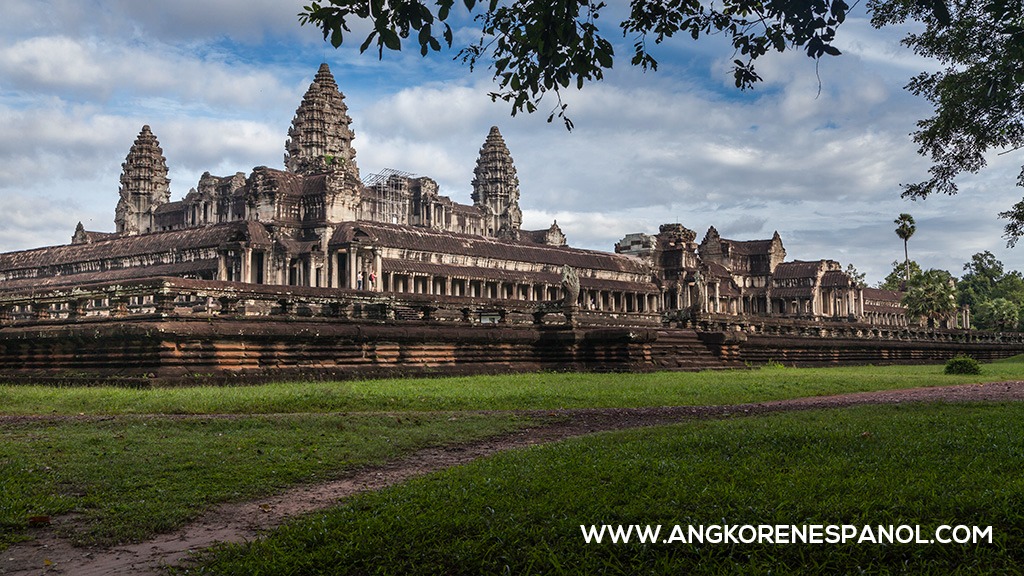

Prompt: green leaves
xmin=300 ymin=1 xmax=456 ymax=58
xmin=295 ymin=0 xmax=966 ymax=142
xmin=299 ymin=0 xmax=859 ymax=128
xmin=871 ymin=0 xmax=1024 ymax=245
xmin=902 ymin=268 xmax=958 ymax=324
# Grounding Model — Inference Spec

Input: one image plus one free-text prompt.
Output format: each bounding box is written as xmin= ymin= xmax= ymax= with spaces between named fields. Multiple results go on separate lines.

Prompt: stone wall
xmin=0 ymin=318 xmax=657 ymax=385
xmin=691 ymin=314 xmax=1024 ymax=366
xmin=2 ymin=280 xmax=1023 ymax=385
xmin=0 ymin=278 xmax=661 ymax=385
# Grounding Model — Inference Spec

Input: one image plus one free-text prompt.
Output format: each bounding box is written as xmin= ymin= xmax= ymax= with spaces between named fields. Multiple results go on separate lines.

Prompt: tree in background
xmin=958 ymin=251 xmax=1024 ymax=331
xmin=871 ymin=1 xmax=1024 ymax=245
xmin=894 ymin=213 xmax=916 ymax=284
xmin=902 ymin=268 xmax=957 ymax=328
xmin=958 ymin=251 xmax=1004 ymax=307
xmin=878 ymin=259 xmax=922 ymax=290
xmin=844 ymin=263 xmax=866 ymax=288
xmin=974 ymin=298 xmax=1019 ymax=332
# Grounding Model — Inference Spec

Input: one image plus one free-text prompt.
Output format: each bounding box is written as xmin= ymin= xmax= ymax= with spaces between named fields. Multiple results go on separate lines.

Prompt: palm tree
xmin=903 ymin=269 xmax=957 ymax=328
xmin=894 ymin=213 xmax=916 ymax=284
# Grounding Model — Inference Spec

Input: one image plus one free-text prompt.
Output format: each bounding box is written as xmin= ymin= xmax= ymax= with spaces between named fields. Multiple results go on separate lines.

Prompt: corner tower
xmin=285 ymin=63 xmax=358 ymax=177
xmin=471 ymin=126 xmax=522 ymax=238
xmin=115 ymin=125 xmax=170 ymax=235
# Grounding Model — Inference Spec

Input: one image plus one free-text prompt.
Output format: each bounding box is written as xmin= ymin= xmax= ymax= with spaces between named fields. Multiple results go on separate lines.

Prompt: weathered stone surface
xmin=115 ymin=125 xmax=171 ymax=235
xmin=285 ymin=63 xmax=359 ymax=177
xmin=472 ymin=126 xmax=522 ymax=238
xmin=0 ymin=278 xmax=1019 ymax=385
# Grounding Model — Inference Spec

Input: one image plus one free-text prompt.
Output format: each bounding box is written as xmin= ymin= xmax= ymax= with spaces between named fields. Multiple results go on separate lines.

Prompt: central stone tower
xmin=471 ymin=126 xmax=522 ymax=238
xmin=284 ymin=63 xmax=358 ymax=177
xmin=115 ymin=125 xmax=170 ymax=235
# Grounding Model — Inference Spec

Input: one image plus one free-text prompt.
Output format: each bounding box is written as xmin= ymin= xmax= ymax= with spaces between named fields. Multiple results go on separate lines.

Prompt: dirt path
xmin=5 ymin=381 xmax=1024 ymax=576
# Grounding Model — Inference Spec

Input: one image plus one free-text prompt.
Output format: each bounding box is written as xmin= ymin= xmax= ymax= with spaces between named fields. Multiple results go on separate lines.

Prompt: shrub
xmin=945 ymin=355 xmax=982 ymax=375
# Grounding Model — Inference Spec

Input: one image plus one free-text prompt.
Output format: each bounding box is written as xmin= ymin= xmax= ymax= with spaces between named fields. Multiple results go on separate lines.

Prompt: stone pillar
xmin=217 ymin=251 xmax=229 ymax=281
xmin=373 ymin=250 xmax=383 ymax=292
xmin=326 ymin=250 xmax=334 ymax=288
xmin=241 ymin=247 xmax=251 ymax=284
xmin=348 ymin=248 xmax=357 ymax=289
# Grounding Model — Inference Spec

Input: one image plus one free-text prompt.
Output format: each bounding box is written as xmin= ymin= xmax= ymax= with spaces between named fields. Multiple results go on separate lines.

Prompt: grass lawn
xmin=2 ymin=356 xmax=1024 ymax=415
xmin=185 ymin=403 xmax=1024 ymax=575
xmin=3 ymin=358 xmax=1024 ymax=569
xmin=0 ymin=413 xmax=532 ymax=548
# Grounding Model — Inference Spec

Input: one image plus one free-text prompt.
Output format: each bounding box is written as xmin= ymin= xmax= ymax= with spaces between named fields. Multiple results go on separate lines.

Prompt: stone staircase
xmin=649 ymin=328 xmax=732 ymax=371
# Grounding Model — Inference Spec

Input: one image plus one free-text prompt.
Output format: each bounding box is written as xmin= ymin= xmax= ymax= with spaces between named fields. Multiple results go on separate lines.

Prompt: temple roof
xmin=329 ymin=220 xmax=649 ymax=275
xmin=119 ymin=125 xmax=170 ymax=202
xmin=821 ymin=269 xmax=853 ymax=288
xmin=0 ymin=221 xmax=271 ymax=274
xmin=723 ymin=239 xmax=774 ymax=255
xmin=773 ymin=260 xmax=825 ymax=279
xmin=0 ymin=259 xmax=218 ymax=291
xmin=771 ymin=287 xmax=815 ymax=298
xmin=862 ymin=287 xmax=904 ymax=303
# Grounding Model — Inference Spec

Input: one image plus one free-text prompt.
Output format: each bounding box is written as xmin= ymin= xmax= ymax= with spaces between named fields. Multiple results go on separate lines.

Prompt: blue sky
xmin=1 ymin=0 xmax=1021 ymax=284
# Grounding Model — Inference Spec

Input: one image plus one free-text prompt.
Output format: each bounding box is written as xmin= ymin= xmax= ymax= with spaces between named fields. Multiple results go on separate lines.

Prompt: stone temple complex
xmin=0 ymin=63 xmax=1012 ymax=383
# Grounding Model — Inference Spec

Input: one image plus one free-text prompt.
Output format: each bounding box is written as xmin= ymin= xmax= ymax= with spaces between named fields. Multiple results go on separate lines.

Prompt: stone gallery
xmin=0 ymin=64 xmax=1012 ymax=382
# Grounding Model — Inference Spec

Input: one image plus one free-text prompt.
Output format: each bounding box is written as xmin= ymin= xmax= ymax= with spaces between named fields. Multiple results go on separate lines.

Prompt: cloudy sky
xmin=1 ymin=0 xmax=1021 ymax=284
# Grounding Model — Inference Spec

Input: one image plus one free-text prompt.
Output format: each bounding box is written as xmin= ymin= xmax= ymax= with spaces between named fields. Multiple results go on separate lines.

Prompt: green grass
xmin=3 ymin=356 xmax=1024 ymax=415
xmin=186 ymin=403 xmax=1024 ymax=575
xmin=0 ymin=412 xmax=531 ymax=549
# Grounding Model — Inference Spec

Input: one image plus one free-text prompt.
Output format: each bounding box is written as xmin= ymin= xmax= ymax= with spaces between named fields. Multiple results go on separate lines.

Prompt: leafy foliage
xmin=870 ymin=0 xmax=1024 ymax=244
xmin=944 ymin=354 xmax=982 ymax=375
xmin=902 ymin=268 xmax=957 ymax=326
xmin=975 ymin=298 xmax=1020 ymax=331
xmin=844 ymin=263 xmax=866 ymax=288
xmin=299 ymin=0 xmax=881 ymax=127
xmin=877 ymin=259 xmax=922 ymax=290
xmin=958 ymin=251 xmax=1024 ymax=331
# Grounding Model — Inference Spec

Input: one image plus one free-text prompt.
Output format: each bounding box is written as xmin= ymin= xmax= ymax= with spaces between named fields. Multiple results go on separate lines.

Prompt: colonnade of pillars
xmin=215 ymin=246 xmax=661 ymax=313
xmin=382 ymin=272 xmax=659 ymax=313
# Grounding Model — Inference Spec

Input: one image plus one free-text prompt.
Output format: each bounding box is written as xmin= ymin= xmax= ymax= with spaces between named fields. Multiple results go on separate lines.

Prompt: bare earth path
xmin=5 ymin=380 xmax=1024 ymax=576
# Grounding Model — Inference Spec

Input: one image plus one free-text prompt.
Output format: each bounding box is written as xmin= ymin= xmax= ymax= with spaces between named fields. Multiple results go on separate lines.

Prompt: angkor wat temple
xmin=0 ymin=64 xmax=1013 ymax=383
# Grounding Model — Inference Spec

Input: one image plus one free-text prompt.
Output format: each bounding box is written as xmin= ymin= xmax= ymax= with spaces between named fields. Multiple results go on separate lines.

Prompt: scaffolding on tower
xmin=362 ymin=168 xmax=416 ymax=225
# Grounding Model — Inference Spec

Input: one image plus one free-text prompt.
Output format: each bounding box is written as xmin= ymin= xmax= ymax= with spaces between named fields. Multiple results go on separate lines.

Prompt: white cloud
xmin=0 ymin=35 xmax=298 ymax=111
xmin=0 ymin=0 xmax=319 ymax=45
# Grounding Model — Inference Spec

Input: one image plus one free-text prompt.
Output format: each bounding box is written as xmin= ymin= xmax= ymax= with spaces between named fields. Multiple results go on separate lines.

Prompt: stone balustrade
xmin=0 ymin=277 xmax=663 ymax=329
